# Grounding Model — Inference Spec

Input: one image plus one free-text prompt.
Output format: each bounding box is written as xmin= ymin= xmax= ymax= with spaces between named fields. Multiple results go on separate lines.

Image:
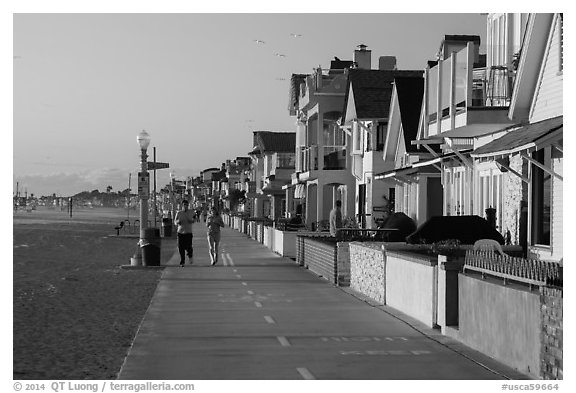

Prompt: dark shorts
xmin=177 ymin=233 xmax=193 ymax=254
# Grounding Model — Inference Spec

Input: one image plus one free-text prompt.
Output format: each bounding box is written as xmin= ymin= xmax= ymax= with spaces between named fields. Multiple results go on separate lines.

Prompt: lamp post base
xmin=130 ymin=249 xmax=142 ymax=266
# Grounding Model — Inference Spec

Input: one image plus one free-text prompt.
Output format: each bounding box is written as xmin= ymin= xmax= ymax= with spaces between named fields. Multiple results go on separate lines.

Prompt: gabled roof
xmin=251 ymin=131 xmax=296 ymax=155
xmin=394 ymin=76 xmax=425 ymax=153
xmin=342 ymin=69 xmax=423 ymax=123
xmin=471 ymin=116 xmax=562 ymax=158
xmin=509 ymin=14 xmax=556 ymax=121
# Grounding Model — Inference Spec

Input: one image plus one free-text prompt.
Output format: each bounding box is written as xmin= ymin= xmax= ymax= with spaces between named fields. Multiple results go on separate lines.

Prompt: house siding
xmin=531 ymin=15 xmax=563 ymax=123
xmin=552 ymin=157 xmax=562 ymax=259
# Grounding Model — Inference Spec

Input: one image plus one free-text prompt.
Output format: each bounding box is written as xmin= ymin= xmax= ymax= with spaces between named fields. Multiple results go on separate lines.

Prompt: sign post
xmin=147 ymin=159 xmax=170 ymax=227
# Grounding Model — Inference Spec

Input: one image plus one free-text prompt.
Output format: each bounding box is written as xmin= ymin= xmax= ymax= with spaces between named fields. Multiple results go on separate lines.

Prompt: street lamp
xmin=137 ymin=129 xmax=151 ymax=236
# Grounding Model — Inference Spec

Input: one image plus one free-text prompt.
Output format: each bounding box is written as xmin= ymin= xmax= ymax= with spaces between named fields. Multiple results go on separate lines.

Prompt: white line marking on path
xmin=264 ymin=316 xmax=275 ymax=324
xmin=277 ymin=336 xmax=291 ymax=347
xmin=242 ymin=282 xmax=248 ymax=286
xmin=225 ymin=253 xmax=235 ymax=266
xmin=254 ymin=302 xmax=263 ymax=308
xmin=236 ymin=274 xmax=242 ymax=279
xmin=247 ymin=290 xmax=255 ymax=295
xmin=296 ymin=368 xmax=315 ymax=380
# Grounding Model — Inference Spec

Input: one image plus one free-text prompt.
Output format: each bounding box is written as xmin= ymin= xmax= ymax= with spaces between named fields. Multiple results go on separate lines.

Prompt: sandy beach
xmin=13 ymin=207 xmax=174 ymax=380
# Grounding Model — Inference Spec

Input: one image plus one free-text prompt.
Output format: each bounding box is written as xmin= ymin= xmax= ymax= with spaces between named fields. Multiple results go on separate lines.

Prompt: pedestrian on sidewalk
xmin=329 ymin=200 xmax=343 ymax=238
xmin=174 ymin=200 xmax=195 ymax=267
xmin=206 ymin=206 xmax=225 ymax=265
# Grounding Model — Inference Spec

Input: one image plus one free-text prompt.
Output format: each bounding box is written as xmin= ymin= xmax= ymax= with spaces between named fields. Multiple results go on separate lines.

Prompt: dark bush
xmin=380 ymin=212 xmax=417 ymax=242
xmin=406 ymin=215 xmax=505 ymax=245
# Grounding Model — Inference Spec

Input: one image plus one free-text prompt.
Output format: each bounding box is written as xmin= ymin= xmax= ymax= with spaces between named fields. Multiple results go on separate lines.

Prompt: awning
xmin=374 ymin=151 xmax=466 ymax=180
xmin=471 ymin=116 xmax=563 ymax=158
xmin=413 ymin=123 xmax=519 ymax=145
xmin=294 ymin=184 xmax=306 ymax=199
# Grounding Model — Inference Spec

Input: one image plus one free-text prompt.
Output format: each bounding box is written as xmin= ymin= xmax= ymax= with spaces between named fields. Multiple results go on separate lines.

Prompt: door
xmin=358 ymin=184 xmax=366 ymax=228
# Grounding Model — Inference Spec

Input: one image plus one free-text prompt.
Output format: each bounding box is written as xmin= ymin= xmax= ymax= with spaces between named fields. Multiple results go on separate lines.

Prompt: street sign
xmin=137 ymin=172 xmax=149 ymax=197
xmin=147 ymin=161 xmax=170 ymax=170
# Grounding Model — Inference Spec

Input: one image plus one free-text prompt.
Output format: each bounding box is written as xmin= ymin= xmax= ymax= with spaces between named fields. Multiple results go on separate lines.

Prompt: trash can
xmin=162 ymin=218 xmax=173 ymax=237
xmin=140 ymin=228 xmax=161 ymax=266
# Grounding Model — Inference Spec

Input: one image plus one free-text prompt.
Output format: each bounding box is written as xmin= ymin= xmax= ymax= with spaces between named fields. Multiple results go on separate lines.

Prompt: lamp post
xmin=169 ymin=171 xmax=176 ymax=220
xmin=137 ymin=129 xmax=151 ymax=237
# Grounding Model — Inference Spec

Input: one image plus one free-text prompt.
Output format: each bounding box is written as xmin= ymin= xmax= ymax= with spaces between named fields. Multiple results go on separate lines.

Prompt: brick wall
xmin=540 ymin=286 xmax=563 ymax=379
xmin=349 ymin=242 xmax=386 ymax=304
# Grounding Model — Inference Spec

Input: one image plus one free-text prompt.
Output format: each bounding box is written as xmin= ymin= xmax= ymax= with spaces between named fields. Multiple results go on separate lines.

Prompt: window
xmin=532 ymin=148 xmax=552 ymax=246
xmin=388 ymin=188 xmax=395 ymax=213
xmin=376 ymin=123 xmax=387 ymax=151
xmin=479 ymin=169 xmax=502 ymax=229
xmin=352 ymin=122 xmax=363 ymax=154
xmin=323 ymin=122 xmax=346 ymax=170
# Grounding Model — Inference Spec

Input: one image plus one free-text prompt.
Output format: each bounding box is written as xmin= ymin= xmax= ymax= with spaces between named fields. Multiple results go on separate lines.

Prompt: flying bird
xmin=253 ymin=39 xmax=265 ymax=44
xmin=290 ymin=33 xmax=302 ymax=38
xmin=275 ymin=77 xmax=286 ymax=81
xmin=274 ymin=53 xmax=286 ymax=58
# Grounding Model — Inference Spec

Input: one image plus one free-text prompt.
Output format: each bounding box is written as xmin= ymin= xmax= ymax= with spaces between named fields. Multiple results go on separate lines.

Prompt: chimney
xmin=378 ymin=56 xmax=397 ymax=70
xmin=354 ymin=44 xmax=371 ymax=69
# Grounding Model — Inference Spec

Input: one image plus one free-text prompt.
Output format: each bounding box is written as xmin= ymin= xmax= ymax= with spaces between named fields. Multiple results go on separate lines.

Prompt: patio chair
xmin=473 ymin=239 xmax=505 ymax=256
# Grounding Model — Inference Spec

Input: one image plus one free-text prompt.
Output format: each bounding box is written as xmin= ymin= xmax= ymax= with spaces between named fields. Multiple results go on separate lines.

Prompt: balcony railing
xmin=323 ymin=146 xmax=347 ymax=170
xmin=299 ymin=145 xmax=318 ymax=172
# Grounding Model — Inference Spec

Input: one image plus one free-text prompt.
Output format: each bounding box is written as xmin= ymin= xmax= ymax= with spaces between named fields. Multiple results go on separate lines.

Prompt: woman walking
xmin=206 ymin=207 xmax=225 ymax=265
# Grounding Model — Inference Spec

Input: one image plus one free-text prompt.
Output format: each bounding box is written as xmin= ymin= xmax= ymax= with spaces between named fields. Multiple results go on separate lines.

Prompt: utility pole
xmin=153 ymin=146 xmax=157 ymax=227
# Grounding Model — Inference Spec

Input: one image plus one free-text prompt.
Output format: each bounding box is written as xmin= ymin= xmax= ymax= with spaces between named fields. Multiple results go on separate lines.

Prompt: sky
xmin=11 ymin=7 xmax=491 ymax=197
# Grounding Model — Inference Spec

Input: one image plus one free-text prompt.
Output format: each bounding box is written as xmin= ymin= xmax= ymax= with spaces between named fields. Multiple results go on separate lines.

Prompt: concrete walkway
xmin=118 ymin=225 xmax=529 ymax=380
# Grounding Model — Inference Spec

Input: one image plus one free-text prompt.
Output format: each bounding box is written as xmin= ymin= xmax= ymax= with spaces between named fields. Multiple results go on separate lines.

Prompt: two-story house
xmin=287 ymin=51 xmax=358 ymax=229
xmin=247 ymin=131 xmax=295 ymax=220
xmin=373 ymin=72 xmax=444 ymax=226
xmin=221 ymin=157 xmax=251 ymax=213
xmin=413 ymin=33 xmax=518 ymax=230
xmin=471 ymin=13 xmax=563 ymax=261
xmin=340 ymin=49 xmax=424 ymax=228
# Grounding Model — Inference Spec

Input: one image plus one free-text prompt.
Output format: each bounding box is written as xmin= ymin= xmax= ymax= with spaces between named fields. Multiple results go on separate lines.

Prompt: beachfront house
xmin=412 ymin=32 xmax=518 ymax=229
xmin=373 ymin=72 xmax=445 ymax=226
xmin=286 ymin=50 xmax=358 ymax=229
xmin=220 ymin=157 xmax=251 ymax=213
xmin=340 ymin=52 xmax=425 ymax=228
xmin=247 ymin=131 xmax=295 ymax=220
xmin=471 ymin=13 xmax=563 ymax=261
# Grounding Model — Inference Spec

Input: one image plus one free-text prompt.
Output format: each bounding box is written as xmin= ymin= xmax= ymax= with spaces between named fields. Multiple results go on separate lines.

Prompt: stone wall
xmin=502 ymin=154 xmax=528 ymax=245
xmin=336 ymin=242 xmax=350 ymax=286
xmin=349 ymin=242 xmax=386 ymax=304
xmin=540 ymin=287 xmax=563 ymax=379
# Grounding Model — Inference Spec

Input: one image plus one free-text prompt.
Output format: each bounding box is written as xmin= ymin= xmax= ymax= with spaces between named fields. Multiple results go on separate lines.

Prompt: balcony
xmin=323 ymin=146 xmax=347 ymax=170
xmin=423 ymin=45 xmax=516 ymax=141
xmin=298 ymin=68 xmax=348 ymax=112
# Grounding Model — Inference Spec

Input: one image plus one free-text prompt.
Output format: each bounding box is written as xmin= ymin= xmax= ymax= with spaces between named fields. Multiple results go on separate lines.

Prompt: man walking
xmin=329 ymin=200 xmax=343 ymax=238
xmin=174 ymin=200 xmax=195 ymax=267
